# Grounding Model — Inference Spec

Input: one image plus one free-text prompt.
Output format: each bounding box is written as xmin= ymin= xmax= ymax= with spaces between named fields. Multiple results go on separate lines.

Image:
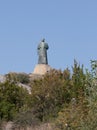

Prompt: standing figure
xmin=37 ymin=39 xmax=49 ymax=64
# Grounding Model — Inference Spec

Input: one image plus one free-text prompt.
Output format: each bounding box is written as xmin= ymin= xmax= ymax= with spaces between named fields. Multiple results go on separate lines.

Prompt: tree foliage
xmin=30 ymin=61 xmax=86 ymax=123
xmin=0 ymin=60 xmax=97 ymax=130
xmin=55 ymin=60 xmax=97 ymax=130
xmin=5 ymin=72 xmax=30 ymax=84
xmin=0 ymin=81 xmax=30 ymax=121
xmin=30 ymin=69 xmax=71 ymax=121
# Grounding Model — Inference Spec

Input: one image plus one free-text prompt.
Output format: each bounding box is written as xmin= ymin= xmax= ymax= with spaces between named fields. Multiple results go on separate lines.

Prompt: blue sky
xmin=0 ymin=0 xmax=97 ymax=74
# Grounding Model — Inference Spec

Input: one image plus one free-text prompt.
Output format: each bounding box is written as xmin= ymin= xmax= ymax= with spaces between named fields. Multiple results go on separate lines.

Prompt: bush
xmin=5 ymin=73 xmax=30 ymax=84
xmin=12 ymin=111 xmax=40 ymax=130
xmin=30 ymin=69 xmax=72 ymax=122
xmin=0 ymin=81 xmax=30 ymax=121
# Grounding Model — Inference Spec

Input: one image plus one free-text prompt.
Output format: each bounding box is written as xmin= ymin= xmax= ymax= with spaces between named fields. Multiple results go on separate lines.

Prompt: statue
xmin=37 ymin=39 xmax=49 ymax=64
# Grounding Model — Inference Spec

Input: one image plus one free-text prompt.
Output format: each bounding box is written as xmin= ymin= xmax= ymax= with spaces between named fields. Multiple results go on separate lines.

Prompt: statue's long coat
xmin=37 ymin=42 xmax=49 ymax=64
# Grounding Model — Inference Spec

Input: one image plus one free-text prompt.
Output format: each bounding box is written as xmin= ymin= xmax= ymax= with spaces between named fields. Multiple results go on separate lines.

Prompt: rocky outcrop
xmin=0 ymin=75 xmax=6 ymax=83
xmin=1 ymin=122 xmax=54 ymax=130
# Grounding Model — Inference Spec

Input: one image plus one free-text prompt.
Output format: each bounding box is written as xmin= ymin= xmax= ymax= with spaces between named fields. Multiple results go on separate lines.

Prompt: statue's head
xmin=41 ymin=38 xmax=45 ymax=42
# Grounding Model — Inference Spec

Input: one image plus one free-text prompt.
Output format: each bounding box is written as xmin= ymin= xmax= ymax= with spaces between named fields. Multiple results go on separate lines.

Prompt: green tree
xmin=55 ymin=60 xmax=97 ymax=130
xmin=0 ymin=81 xmax=30 ymax=121
xmin=71 ymin=60 xmax=86 ymax=100
xmin=80 ymin=60 xmax=97 ymax=130
xmin=30 ymin=69 xmax=71 ymax=122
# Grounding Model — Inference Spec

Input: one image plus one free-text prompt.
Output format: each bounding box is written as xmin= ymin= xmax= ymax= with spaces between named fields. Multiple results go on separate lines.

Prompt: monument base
xmin=33 ymin=64 xmax=52 ymax=75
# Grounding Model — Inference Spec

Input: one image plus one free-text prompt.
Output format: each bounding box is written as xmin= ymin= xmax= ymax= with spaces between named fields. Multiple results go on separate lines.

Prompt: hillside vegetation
xmin=0 ymin=60 xmax=97 ymax=130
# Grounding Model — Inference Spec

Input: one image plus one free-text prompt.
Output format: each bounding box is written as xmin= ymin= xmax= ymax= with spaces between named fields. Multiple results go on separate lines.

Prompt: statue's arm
xmin=46 ymin=44 xmax=49 ymax=49
xmin=37 ymin=44 xmax=41 ymax=50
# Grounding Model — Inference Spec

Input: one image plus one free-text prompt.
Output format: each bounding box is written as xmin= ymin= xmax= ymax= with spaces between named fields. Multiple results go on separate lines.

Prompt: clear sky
xmin=0 ymin=0 xmax=97 ymax=74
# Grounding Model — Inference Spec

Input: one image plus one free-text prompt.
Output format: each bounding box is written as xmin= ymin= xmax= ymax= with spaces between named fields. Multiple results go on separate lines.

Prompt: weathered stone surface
xmin=0 ymin=75 xmax=6 ymax=83
xmin=2 ymin=122 xmax=54 ymax=130
xmin=33 ymin=64 xmax=52 ymax=75
xmin=18 ymin=83 xmax=31 ymax=94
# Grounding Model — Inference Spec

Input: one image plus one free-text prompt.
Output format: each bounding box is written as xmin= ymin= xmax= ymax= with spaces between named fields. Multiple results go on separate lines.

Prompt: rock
xmin=33 ymin=64 xmax=52 ymax=75
xmin=0 ymin=75 xmax=6 ymax=83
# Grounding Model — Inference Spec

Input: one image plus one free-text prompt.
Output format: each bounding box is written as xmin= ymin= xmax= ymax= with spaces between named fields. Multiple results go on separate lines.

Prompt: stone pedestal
xmin=33 ymin=64 xmax=51 ymax=75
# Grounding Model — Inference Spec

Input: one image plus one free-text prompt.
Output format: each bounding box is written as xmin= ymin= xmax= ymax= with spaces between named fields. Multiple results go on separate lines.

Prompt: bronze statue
xmin=37 ymin=39 xmax=49 ymax=64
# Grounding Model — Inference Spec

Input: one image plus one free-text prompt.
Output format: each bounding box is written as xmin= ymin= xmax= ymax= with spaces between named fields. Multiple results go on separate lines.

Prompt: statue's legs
xmin=38 ymin=55 xmax=48 ymax=64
